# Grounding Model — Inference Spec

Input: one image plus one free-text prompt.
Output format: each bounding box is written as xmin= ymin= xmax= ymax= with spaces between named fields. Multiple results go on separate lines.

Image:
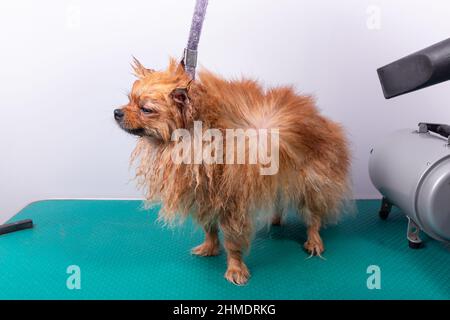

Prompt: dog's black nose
xmin=114 ymin=109 xmax=124 ymax=120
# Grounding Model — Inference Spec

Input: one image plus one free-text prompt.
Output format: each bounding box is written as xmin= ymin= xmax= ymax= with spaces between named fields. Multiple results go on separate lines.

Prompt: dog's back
xmin=196 ymin=70 xmax=351 ymax=225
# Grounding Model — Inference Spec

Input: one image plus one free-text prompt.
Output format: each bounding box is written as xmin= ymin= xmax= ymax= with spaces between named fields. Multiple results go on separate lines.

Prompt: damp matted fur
xmin=117 ymin=58 xmax=352 ymax=284
xmin=127 ymin=59 xmax=352 ymax=229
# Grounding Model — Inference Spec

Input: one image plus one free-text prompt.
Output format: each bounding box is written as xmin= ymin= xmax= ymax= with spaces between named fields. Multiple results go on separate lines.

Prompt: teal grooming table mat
xmin=0 ymin=200 xmax=449 ymax=300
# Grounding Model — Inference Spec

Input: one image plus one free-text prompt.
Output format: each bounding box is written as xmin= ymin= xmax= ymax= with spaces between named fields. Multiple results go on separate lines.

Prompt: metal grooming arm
xmin=182 ymin=0 xmax=209 ymax=80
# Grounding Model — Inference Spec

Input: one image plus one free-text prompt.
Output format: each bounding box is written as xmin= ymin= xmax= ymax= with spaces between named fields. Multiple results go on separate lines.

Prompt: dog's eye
xmin=140 ymin=106 xmax=154 ymax=115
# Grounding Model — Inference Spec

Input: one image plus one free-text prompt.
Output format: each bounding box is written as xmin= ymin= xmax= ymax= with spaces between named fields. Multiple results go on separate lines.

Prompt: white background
xmin=1 ymin=0 xmax=450 ymax=223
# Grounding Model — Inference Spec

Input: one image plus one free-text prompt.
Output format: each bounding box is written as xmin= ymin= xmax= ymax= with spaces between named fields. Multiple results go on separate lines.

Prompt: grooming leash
xmin=182 ymin=0 xmax=209 ymax=80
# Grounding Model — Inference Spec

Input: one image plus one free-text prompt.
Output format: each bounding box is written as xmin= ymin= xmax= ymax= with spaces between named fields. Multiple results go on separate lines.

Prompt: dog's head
xmin=114 ymin=58 xmax=193 ymax=142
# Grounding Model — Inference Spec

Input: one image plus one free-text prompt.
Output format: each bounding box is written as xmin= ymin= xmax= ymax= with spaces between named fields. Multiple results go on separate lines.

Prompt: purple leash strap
xmin=183 ymin=0 xmax=209 ymax=79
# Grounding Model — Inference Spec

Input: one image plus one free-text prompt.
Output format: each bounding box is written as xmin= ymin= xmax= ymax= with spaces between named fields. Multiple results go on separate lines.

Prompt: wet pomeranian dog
xmin=114 ymin=58 xmax=351 ymax=285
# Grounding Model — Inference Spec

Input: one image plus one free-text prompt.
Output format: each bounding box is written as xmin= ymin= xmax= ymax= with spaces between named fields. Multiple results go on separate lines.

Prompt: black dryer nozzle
xmin=377 ymin=38 xmax=450 ymax=99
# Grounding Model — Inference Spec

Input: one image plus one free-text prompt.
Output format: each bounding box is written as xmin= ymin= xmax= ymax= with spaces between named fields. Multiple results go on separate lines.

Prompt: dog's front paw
xmin=191 ymin=242 xmax=220 ymax=257
xmin=304 ymin=238 xmax=325 ymax=257
xmin=225 ymin=263 xmax=250 ymax=286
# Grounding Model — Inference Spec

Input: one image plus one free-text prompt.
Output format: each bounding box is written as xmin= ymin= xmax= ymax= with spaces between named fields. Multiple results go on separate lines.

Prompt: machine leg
xmin=407 ymin=217 xmax=423 ymax=249
xmin=379 ymin=197 xmax=392 ymax=220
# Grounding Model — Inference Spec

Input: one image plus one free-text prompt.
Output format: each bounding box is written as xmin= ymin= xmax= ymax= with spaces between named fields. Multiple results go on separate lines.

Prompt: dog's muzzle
xmin=114 ymin=109 xmax=124 ymax=121
xmin=114 ymin=109 xmax=145 ymax=136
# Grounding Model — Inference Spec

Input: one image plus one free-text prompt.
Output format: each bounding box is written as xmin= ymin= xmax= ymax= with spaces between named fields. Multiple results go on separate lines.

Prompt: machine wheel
xmin=379 ymin=209 xmax=390 ymax=220
xmin=379 ymin=197 xmax=392 ymax=220
xmin=408 ymin=240 xmax=423 ymax=249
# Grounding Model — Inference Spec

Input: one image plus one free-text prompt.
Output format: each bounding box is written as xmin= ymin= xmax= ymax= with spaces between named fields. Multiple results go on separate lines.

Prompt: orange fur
xmin=116 ymin=58 xmax=352 ymax=285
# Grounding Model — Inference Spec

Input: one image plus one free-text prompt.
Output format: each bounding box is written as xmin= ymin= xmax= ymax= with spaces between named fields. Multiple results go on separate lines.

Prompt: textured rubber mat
xmin=0 ymin=200 xmax=449 ymax=300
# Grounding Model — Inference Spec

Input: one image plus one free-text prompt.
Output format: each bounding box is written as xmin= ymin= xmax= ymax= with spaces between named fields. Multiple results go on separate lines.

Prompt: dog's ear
xmin=168 ymin=57 xmax=188 ymax=76
xmin=131 ymin=56 xmax=154 ymax=78
xmin=170 ymin=88 xmax=189 ymax=107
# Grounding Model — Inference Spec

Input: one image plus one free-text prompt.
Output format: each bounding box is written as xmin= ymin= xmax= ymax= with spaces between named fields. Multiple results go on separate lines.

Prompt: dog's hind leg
xmin=303 ymin=214 xmax=324 ymax=257
xmin=298 ymin=172 xmax=334 ymax=257
xmin=191 ymin=224 xmax=220 ymax=257
xmin=271 ymin=203 xmax=284 ymax=226
xmin=271 ymin=193 xmax=284 ymax=226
